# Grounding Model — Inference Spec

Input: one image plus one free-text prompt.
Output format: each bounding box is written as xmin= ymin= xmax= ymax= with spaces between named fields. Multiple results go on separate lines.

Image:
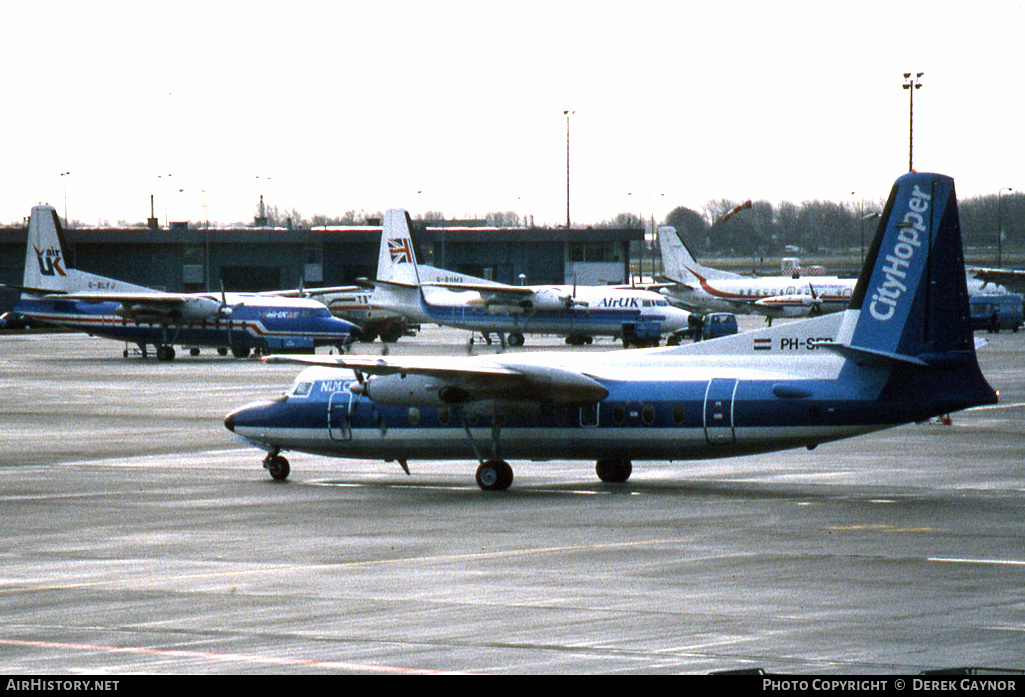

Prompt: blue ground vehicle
xmin=701 ymin=312 xmax=739 ymax=339
xmin=970 ymin=294 xmax=1023 ymax=333
xmin=666 ymin=312 xmax=738 ymax=344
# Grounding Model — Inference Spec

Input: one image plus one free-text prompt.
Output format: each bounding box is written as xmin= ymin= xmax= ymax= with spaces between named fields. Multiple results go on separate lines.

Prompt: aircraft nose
xmin=224 ymin=399 xmax=282 ymax=434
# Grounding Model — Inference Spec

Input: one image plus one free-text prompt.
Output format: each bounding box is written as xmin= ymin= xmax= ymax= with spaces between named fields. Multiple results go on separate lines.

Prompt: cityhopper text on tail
xmin=4 ymin=205 xmax=360 ymax=360
xmin=225 ymin=173 xmax=997 ymax=490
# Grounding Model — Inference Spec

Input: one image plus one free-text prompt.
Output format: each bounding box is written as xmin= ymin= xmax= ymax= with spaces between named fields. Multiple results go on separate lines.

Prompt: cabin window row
xmin=413 ymin=403 xmax=687 ymax=427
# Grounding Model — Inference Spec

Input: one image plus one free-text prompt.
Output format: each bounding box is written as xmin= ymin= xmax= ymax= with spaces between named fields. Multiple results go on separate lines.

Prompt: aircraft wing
xmin=54 ymin=291 xmax=194 ymax=305
xmin=265 ymin=354 xmax=608 ymax=406
xmin=266 ymin=354 xmax=517 ymax=377
xmin=260 ymin=285 xmax=361 ymax=298
xmin=362 ymin=278 xmax=419 ymax=289
xmin=969 ymin=266 xmax=1025 ymax=293
xmin=0 ymin=284 xmax=178 ymax=303
xmin=49 ymin=290 xmax=232 ymax=322
xmin=420 ymin=280 xmax=550 ymax=309
xmin=660 ymin=295 xmax=704 ymax=313
xmin=654 ymin=274 xmax=698 ymax=290
xmin=610 ymin=281 xmax=677 ymax=291
xmin=0 ymin=283 xmax=69 ymax=295
xmin=422 ymin=280 xmax=535 ymax=297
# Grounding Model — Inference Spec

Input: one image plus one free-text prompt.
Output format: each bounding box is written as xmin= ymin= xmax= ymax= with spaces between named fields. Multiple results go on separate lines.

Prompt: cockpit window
xmin=291 ymin=381 xmax=313 ymax=397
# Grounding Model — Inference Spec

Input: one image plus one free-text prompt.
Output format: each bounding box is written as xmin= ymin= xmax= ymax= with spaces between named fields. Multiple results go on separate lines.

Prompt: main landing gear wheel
xmin=381 ymin=322 xmax=403 ymax=343
xmin=231 ymin=345 xmax=250 ymax=359
xmin=156 ymin=345 xmax=176 ymax=361
xmin=475 ymin=459 xmax=514 ymax=491
xmin=596 ymin=458 xmax=632 ymax=483
xmin=264 ymin=454 xmax=291 ymax=481
xmin=507 ymin=332 xmax=525 ymax=347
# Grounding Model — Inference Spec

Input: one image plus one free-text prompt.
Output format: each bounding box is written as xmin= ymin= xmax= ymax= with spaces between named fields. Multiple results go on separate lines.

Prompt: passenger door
xmin=703 ymin=378 xmax=738 ymax=444
xmin=327 ymin=390 xmax=353 ymax=441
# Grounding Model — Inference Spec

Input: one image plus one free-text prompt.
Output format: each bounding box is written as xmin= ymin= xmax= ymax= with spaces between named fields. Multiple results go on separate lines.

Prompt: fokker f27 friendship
xmin=368 ymin=210 xmax=693 ymax=347
xmin=226 ymin=172 xmax=997 ymax=490
xmin=5 ymin=205 xmax=360 ymax=360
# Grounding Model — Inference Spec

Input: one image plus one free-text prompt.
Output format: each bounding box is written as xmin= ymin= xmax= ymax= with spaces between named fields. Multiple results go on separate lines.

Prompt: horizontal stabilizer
xmin=0 ymin=283 xmax=68 ymax=296
xmin=817 ymin=341 xmax=928 ymax=367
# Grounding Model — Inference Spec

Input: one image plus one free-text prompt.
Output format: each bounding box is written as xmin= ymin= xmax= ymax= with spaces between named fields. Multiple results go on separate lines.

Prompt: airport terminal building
xmin=0 ymin=220 xmax=643 ymax=313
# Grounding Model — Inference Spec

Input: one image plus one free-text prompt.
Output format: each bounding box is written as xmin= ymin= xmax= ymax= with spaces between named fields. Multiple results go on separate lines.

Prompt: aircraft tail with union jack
xmin=375 ymin=209 xmax=422 ymax=288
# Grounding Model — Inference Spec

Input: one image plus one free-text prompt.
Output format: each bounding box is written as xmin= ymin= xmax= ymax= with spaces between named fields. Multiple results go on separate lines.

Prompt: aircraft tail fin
xmin=657 ymin=226 xmax=741 ymax=283
xmin=834 ymin=172 xmax=978 ymax=366
xmin=667 ymin=172 xmax=996 ymax=415
xmin=18 ymin=204 xmax=149 ymax=297
xmin=23 ymin=205 xmax=74 ymax=293
xmin=377 ymin=209 xmax=422 ymax=287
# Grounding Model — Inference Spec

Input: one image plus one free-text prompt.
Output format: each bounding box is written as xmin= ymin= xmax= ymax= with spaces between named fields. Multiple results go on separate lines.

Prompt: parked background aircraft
xmin=656 ymin=225 xmax=856 ymax=321
xmin=270 ymin=262 xmax=497 ymax=343
xmin=226 ymin=172 xmax=997 ymax=490
xmin=657 ymin=225 xmax=1016 ymax=322
xmin=368 ymin=209 xmax=693 ymax=347
xmin=5 ymin=205 xmax=360 ymax=360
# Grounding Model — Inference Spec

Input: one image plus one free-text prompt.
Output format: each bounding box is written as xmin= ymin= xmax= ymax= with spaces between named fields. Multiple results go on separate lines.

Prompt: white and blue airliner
xmin=367 ymin=210 xmax=693 ymax=347
xmin=225 ymin=173 xmax=998 ymax=489
xmin=5 ymin=205 xmax=361 ymax=360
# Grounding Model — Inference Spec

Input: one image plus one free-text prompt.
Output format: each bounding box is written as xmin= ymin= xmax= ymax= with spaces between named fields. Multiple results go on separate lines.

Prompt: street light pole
xmin=902 ymin=72 xmax=923 ymax=172
xmin=201 ymin=189 xmax=210 ymax=289
xmin=60 ymin=171 xmax=71 ymax=228
xmin=998 ymin=187 xmax=1012 ymax=267
xmin=158 ymin=174 xmax=172 ymax=228
xmin=564 ymin=110 xmax=574 ymax=229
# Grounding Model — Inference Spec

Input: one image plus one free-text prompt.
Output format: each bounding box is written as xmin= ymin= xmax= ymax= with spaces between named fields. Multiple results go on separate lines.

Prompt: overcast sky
xmin=3 ymin=1 xmax=1023 ymax=227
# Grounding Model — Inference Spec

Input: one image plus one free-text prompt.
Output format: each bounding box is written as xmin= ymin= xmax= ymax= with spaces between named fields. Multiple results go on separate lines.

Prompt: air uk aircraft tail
xmin=657 ymin=225 xmax=742 ymax=283
xmin=22 ymin=205 xmax=74 ymax=293
xmin=20 ymin=204 xmax=149 ymax=295
xmin=376 ymin=209 xmax=421 ymax=286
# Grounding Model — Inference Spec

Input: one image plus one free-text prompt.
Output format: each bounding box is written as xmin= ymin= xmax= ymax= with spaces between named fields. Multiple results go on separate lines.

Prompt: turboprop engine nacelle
xmin=356 ymin=374 xmax=521 ymax=407
xmin=353 ymin=364 xmax=608 ymax=409
xmin=754 ymin=295 xmax=819 ymax=317
xmin=527 ymin=288 xmax=586 ymax=311
xmin=185 ymin=296 xmax=230 ymax=321
xmin=465 ymin=297 xmax=528 ymax=315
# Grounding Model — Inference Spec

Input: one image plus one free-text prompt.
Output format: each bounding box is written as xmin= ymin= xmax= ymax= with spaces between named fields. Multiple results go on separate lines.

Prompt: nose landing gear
xmin=263 ymin=450 xmax=291 ymax=481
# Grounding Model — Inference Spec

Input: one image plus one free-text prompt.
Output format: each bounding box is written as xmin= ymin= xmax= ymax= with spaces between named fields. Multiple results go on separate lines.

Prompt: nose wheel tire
xmin=475 ymin=459 xmax=514 ymax=491
xmin=264 ymin=455 xmax=291 ymax=481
